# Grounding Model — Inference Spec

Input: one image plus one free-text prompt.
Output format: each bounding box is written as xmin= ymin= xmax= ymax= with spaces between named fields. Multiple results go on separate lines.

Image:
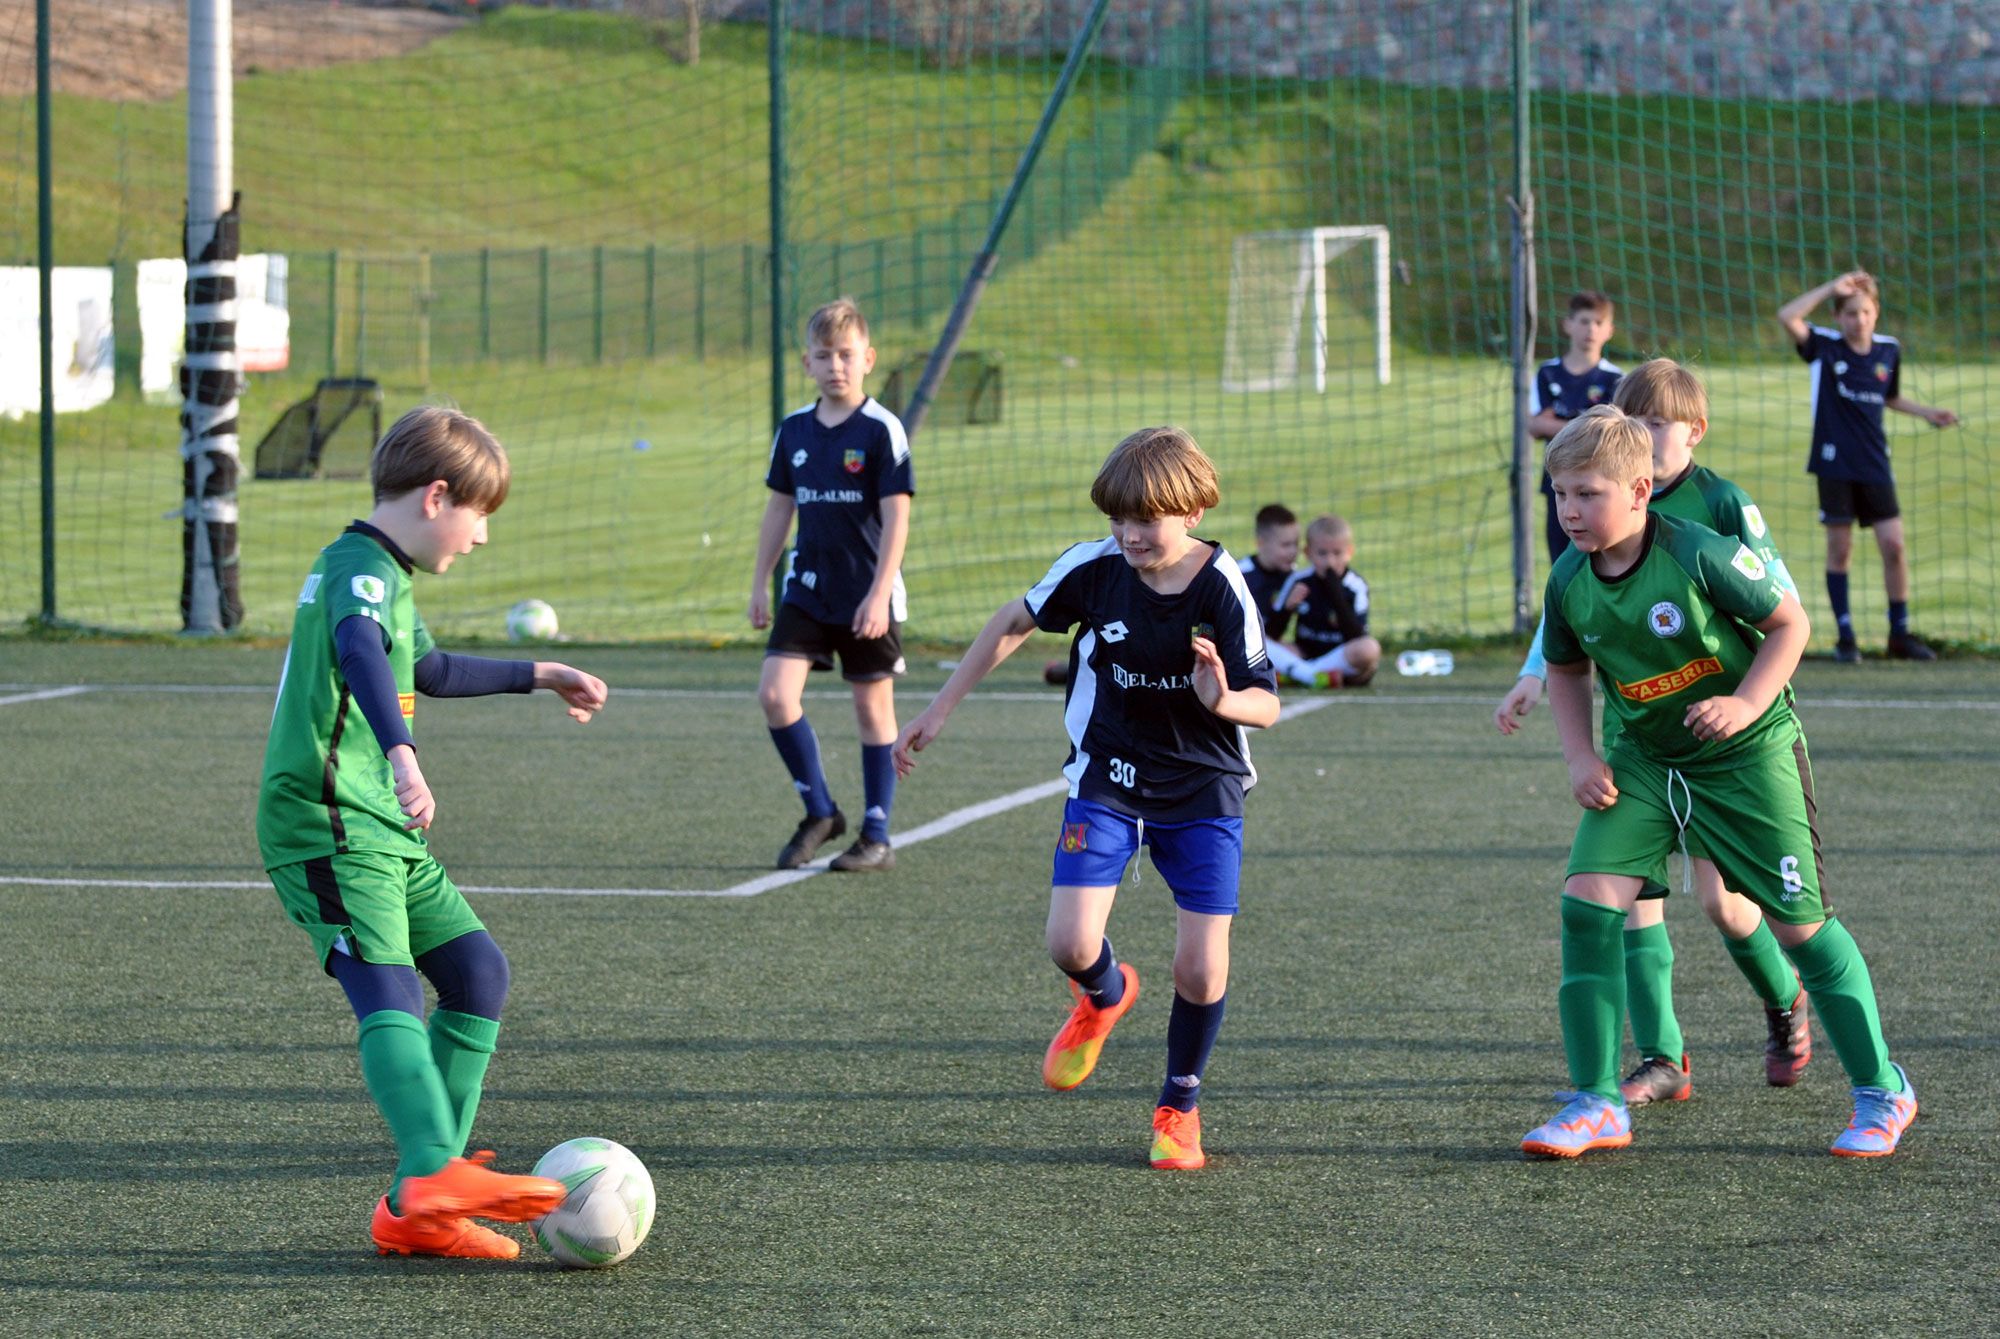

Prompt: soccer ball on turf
xmin=505 ymin=598 xmax=559 ymax=642
xmin=530 ymin=1137 xmax=656 ymax=1269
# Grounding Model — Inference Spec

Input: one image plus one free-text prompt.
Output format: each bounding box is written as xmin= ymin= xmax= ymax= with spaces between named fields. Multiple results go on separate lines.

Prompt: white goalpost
xmin=1222 ymin=225 xmax=1391 ymax=392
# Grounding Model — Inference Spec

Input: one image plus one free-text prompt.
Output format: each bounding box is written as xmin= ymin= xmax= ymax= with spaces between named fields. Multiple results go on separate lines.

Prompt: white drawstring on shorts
xmin=1667 ymin=767 xmax=1694 ymax=897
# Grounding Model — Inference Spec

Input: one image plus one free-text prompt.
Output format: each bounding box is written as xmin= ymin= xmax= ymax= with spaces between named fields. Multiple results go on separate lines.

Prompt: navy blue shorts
xmin=1049 ymin=797 xmax=1243 ymax=916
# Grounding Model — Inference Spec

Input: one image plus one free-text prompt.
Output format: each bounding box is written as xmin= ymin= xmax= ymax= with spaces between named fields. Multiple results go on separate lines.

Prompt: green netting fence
xmin=3 ymin=1 xmax=1994 ymax=647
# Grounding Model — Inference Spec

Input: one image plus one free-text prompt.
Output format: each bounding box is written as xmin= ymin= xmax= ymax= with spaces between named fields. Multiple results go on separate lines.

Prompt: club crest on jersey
xmin=1648 ymin=601 xmax=1685 ymax=638
xmin=1731 ymin=545 xmax=1767 ymax=581
xmin=1874 ymin=362 xmax=1891 ymax=382
xmin=1587 ymin=384 xmax=1606 ymax=402
xmin=1742 ymin=504 xmax=1767 ymax=538
xmin=352 ymin=574 xmax=386 ymax=605
xmin=843 ymin=449 xmax=865 ymax=474
xmin=1190 ymin=621 xmax=1216 ymax=644
xmin=1060 ymin=822 xmax=1089 ymax=853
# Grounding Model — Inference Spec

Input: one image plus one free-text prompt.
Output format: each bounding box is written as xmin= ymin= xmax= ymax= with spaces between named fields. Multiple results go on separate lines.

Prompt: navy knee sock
xmin=860 ymin=743 xmax=896 ymax=843
xmin=1160 ymin=992 xmax=1226 ymax=1112
xmin=1062 ymin=939 xmax=1126 ymax=1009
xmin=1826 ymin=571 xmax=1854 ymax=645
xmin=1888 ymin=599 xmax=1910 ymax=638
xmin=768 ymin=717 xmax=836 ymax=818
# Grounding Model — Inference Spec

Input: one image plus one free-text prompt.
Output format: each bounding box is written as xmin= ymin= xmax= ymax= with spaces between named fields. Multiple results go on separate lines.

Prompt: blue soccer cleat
xmin=1521 ymin=1090 xmax=1633 ymax=1158
xmin=1831 ymin=1063 xmax=1917 ymax=1158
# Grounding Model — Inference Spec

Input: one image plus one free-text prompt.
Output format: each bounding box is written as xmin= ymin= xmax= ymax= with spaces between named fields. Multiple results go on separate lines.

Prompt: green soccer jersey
xmin=257 ymin=524 xmax=435 ymax=868
xmin=1543 ymin=511 xmax=1792 ymax=768
xmin=1650 ymin=462 xmax=1794 ymax=596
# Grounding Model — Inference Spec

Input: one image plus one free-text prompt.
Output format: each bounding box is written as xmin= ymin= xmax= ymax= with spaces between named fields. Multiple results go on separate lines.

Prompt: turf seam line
xmin=0 ymin=699 xmax=1334 ymax=899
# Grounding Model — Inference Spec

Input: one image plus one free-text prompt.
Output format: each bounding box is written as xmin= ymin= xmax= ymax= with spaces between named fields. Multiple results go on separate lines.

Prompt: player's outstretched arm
xmin=1190 ymin=635 xmax=1280 ymax=728
xmin=1886 ymin=395 xmax=1959 ymax=429
xmin=1685 ymin=590 xmax=1809 ymax=742
xmin=748 ymin=492 xmax=797 ymax=630
xmin=1547 ymin=660 xmax=1615 ymax=809
xmin=894 ymin=598 xmax=1038 ymax=775
xmin=533 ymin=662 xmax=609 ymax=723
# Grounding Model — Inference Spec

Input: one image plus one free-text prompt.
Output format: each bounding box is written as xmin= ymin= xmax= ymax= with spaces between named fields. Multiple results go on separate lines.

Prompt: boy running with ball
xmin=895 ymin=427 xmax=1279 ymax=1169
xmin=1524 ymin=405 xmax=1915 ymax=1160
xmin=258 ymin=407 xmax=609 ymax=1257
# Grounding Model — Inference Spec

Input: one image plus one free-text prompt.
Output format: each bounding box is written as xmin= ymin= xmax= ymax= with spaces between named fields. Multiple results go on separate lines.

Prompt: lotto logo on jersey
xmin=1616 ymin=656 xmax=1723 ymax=702
xmin=1099 ymin=621 xmax=1129 ymax=643
xmin=791 ymin=448 xmax=808 ymax=468
xmin=1648 ymin=602 xmax=1685 ymax=637
xmin=352 ymin=574 xmax=386 ymax=604
xmin=397 ymin=692 xmax=416 ymax=721
xmin=843 ymin=449 xmax=865 ymax=474
xmin=1060 ymin=822 xmax=1089 ymax=853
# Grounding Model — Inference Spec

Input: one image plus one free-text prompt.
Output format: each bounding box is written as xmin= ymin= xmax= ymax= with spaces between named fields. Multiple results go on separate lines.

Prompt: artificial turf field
xmin=3 ymin=640 xmax=1997 ymax=1335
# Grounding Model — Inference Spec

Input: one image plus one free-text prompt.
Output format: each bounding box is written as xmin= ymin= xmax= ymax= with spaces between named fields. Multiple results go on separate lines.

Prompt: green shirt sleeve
xmin=322 ymin=547 xmax=406 ymax=649
xmin=1541 ymin=558 xmax=1587 ymax=665
xmin=1705 ymin=479 xmax=1796 ymax=597
xmin=1693 ymin=530 xmax=1784 ymax=628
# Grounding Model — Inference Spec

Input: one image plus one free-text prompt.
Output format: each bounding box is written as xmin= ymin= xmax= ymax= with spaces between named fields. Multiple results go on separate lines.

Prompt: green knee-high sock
xmin=1782 ymin=919 xmax=1900 ymax=1091
xmin=429 ymin=1009 xmax=501 ymax=1156
xmin=356 ymin=1009 xmax=457 ymax=1203
xmin=1559 ymin=896 xmax=1629 ymax=1101
xmin=1721 ymin=920 xmax=1798 ymax=1009
xmin=1623 ymin=922 xmax=1683 ymax=1062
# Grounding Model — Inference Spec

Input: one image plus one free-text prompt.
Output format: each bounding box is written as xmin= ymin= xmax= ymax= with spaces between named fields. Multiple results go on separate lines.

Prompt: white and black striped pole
xmin=181 ymin=0 xmax=243 ymax=632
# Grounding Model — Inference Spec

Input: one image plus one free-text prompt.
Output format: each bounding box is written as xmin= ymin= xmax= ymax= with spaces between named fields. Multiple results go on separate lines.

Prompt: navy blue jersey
xmin=1796 ymin=326 xmax=1901 ymax=483
xmin=1273 ymin=566 xmax=1369 ymax=657
xmin=1236 ymin=555 xmax=1297 ymax=640
xmin=764 ymin=398 xmax=915 ymax=623
xmin=1026 ymin=537 xmax=1279 ymax=822
xmin=1532 ymin=356 xmax=1624 ymax=495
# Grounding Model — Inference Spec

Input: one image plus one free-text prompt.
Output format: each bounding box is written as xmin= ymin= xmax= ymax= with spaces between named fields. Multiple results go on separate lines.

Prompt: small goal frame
xmin=1222 ymin=225 xmax=1391 ymax=392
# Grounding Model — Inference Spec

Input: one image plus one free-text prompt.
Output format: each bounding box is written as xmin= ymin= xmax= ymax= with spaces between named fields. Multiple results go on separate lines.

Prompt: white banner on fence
xmin=0 ymin=266 xmax=115 ymax=418
xmin=138 ymin=253 xmax=290 ymax=398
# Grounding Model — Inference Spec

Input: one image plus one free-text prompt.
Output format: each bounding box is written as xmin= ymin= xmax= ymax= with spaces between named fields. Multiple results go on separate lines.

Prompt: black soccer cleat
xmin=1886 ymin=632 xmax=1937 ymax=661
xmin=1764 ymin=987 xmax=1812 ymax=1087
xmin=828 ymin=837 xmax=896 ymax=873
xmin=1832 ymin=641 xmax=1863 ymax=664
xmin=776 ymin=810 xmax=846 ymax=870
xmin=1618 ymin=1053 xmax=1692 ymax=1107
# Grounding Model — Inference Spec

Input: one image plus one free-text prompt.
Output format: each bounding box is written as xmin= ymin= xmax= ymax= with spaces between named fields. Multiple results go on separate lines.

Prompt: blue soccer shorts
xmin=1049 ymin=797 xmax=1243 ymax=915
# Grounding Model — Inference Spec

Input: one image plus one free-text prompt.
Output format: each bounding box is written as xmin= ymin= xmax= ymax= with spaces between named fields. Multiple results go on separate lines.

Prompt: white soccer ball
xmin=529 ymin=1137 xmax=656 ymax=1269
xmin=505 ymin=598 xmax=559 ymax=642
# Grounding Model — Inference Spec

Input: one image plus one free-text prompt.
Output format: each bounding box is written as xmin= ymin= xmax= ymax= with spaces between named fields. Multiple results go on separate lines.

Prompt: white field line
xmin=0 ymin=697 xmax=1335 ymax=900
xmin=0 ymin=685 xmax=93 ymax=707
xmin=0 ymin=682 xmax=1993 ymax=710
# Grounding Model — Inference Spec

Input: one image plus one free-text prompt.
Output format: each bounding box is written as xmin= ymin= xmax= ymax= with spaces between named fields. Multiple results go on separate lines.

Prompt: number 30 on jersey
xmin=1107 ymin=757 xmax=1136 ymax=788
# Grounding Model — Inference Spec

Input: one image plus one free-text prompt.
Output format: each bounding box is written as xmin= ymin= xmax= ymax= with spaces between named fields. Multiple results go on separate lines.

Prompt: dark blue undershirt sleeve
xmin=413 ymin=649 xmax=536 ymax=698
xmin=334 ymin=614 xmax=415 ymax=755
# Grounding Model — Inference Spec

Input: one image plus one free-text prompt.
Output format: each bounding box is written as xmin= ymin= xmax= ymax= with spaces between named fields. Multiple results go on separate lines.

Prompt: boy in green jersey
xmin=1496 ymin=361 xmax=1812 ymax=1105
xmin=1521 ymin=405 xmax=1915 ymax=1159
xmin=258 ymin=406 xmax=610 ymax=1257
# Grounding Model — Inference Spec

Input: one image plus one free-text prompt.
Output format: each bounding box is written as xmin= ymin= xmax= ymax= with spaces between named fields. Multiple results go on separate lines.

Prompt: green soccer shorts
xmin=268 ymin=850 xmax=486 ymax=971
xmin=1566 ymin=729 xmax=1828 ymax=924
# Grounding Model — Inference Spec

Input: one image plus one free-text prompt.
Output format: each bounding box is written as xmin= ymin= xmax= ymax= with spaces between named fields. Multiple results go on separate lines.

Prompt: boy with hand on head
xmin=895 ymin=427 xmax=1280 ymax=1171
xmin=1777 ymin=270 xmax=1958 ymax=662
xmin=1263 ymin=514 xmax=1380 ymax=688
xmin=1496 ymin=360 xmax=1812 ymax=1105
xmin=750 ymin=298 xmax=914 ymax=873
xmin=1523 ymin=405 xmax=1915 ymax=1160
xmin=258 ymin=406 xmax=609 ymax=1258
xmin=1529 ymin=291 xmax=1624 ymax=561
xmin=1237 ymin=503 xmax=1301 ymax=640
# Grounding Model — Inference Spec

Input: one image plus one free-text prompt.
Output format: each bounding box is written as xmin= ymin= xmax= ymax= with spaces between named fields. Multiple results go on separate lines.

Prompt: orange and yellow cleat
xmin=371 ymin=1195 xmax=521 ymax=1259
xmin=395 ymin=1150 xmax=566 ymax=1224
xmin=1042 ymin=963 xmax=1140 ymax=1091
xmin=1150 ymin=1105 xmax=1205 ymax=1170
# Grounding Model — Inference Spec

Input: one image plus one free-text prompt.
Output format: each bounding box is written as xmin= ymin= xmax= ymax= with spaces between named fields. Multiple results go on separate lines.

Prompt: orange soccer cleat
xmin=395 ymin=1150 xmax=567 ymax=1224
xmin=371 ymin=1195 xmax=521 ymax=1259
xmin=1150 ymin=1105 xmax=1206 ymax=1171
xmin=1042 ymin=963 xmax=1140 ymax=1091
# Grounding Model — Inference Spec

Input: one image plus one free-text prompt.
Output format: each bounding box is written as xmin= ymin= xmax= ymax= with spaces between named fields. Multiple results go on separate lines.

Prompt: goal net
xmin=1222 ymin=227 xmax=1391 ymax=392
